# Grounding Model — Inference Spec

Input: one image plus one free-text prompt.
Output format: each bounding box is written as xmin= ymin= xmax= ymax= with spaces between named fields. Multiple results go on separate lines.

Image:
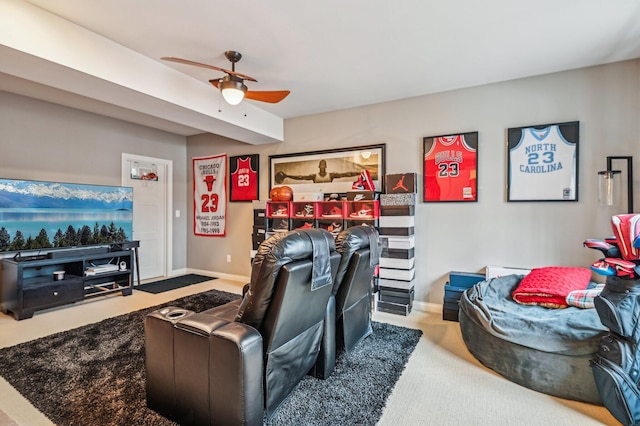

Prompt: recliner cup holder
xmin=166 ymin=310 xmax=188 ymax=320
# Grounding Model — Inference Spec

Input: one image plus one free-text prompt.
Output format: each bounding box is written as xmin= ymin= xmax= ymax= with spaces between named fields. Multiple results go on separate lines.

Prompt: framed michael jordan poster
xmin=507 ymin=121 xmax=579 ymax=202
xmin=423 ymin=131 xmax=478 ymax=202
xmin=229 ymin=154 xmax=259 ymax=202
xmin=269 ymin=144 xmax=385 ymax=195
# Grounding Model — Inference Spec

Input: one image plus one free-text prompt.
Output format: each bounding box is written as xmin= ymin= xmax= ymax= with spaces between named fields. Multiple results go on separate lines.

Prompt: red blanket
xmin=511 ymin=266 xmax=592 ymax=308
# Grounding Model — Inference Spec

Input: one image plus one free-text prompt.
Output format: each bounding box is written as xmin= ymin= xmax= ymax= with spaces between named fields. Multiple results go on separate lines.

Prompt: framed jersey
xmin=423 ymin=131 xmax=478 ymax=202
xmin=507 ymin=121 xmax=579 ymax=202
xmin=229 ymin=154 xmax=259 ymax=202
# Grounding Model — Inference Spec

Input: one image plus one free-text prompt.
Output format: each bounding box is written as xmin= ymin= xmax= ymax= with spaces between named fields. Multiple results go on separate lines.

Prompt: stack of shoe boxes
xmin=251 ymin=200 xmax=267 ymax=264
xmin=376 ymin=173 xmax=417 ymax=316
xmin=443 ymin=271 xmax=486 ymax=322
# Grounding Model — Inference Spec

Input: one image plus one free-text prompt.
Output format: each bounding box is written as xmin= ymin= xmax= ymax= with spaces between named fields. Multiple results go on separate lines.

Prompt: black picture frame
xmin=423 ymin=131 xmax=478 ymax=202
xmin=229 ymin=154 xmax=259 ymax=202
xmin=507 ymin=121 xmax=579 ymax=202
xmin=269 ymin=144 xmax=386 ymax=194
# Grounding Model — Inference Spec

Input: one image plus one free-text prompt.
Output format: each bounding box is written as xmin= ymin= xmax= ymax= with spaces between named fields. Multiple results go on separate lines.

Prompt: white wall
xmin=0 ymin=91 xmax=189 ymax=271
xmin=187 ymin=59 xmax=640 ymax=306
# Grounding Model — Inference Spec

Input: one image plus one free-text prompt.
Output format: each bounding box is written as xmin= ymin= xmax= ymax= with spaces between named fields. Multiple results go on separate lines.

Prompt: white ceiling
xmin=2 ymin=0 xmax=640 ymax=144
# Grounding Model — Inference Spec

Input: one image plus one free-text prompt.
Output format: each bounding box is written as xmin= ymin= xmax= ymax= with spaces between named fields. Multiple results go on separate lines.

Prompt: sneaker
xmin=322 ymin=205 xmax=343 ymax=218
xmin=351 ymin=177 xmax=365 ymax=190
xmin=360 ymin=170 xmax=375 ymax=191
xmin=328 ymin=222 xmax=342 ymax=234
xmin=272 ymin=206 xmax=288 ymax=217
xmin=327 ymin=193 xmax=341 ymax=201
xmin=295 ymin=204 xmax=314 ymax=217
xmin=272 ymin=219 xmax=289 ymax=232
xmin=349 ymin=205 xmax=373 ymax=219
xmin=296 ymin=221 xmax=314 ymax=230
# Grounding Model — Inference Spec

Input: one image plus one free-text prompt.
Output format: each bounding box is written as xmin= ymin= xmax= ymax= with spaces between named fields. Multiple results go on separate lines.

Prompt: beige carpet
xmin=376 ymin=310 xmax=619 ymax=426
xmin=0 ymin=277 xmax=620 ymax=425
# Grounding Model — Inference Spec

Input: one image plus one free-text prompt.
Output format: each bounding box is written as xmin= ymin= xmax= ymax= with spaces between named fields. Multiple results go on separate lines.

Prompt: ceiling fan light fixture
xmin=220 ymin=78 xmax=247 ymax=105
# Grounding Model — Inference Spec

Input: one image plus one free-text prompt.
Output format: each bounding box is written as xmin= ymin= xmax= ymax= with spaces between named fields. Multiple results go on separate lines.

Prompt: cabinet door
xmin=22 ymin=279 xmax=84 ymax=309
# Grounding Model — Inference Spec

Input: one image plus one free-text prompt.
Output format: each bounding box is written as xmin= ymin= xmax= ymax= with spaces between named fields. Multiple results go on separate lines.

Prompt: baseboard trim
xmin=413 ymin=301 xmax=442 ymax=313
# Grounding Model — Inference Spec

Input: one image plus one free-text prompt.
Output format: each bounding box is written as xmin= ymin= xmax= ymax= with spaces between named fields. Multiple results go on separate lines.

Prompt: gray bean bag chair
xmin=459 ymin=274 xmax=607 ymax=404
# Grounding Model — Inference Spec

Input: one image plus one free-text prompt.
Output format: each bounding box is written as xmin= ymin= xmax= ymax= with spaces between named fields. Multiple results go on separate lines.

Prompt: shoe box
xmin=380 ymin=247 xmax=414 ymax=259
xmin=292 ymin=192 xmax=324 ymax=202
xmin=379 ymin=286 xmax=414 ymax=306
xmin=385 ymin=173 xmax=417 ymax=194
xmin=344 ymin=199 xmax=379 ymax=229
xmin=379 ymin=215 xmax=415 ymax=228
xmin=265 ymin=201 xmax=291 ymax=233
xmin=377 ymin=299 xmax=412 ymax=316
xmin=378 ymin=277 xmax=415 ymax=290
xmin=442 ymin=271 xmax=486 ymax=322
xmin=378 ymin=267 xmax=415 ymax=281
xmin=380 ymin=205 xmax=415 ymax=216
xmin=252 ymin=200 xmax=267 ymax=250
xmin=380 ymin=193 xmax=416 ymax=207
xmin=377 ymin=226 xmax=414 ymax=236
xmin=346 ymin=191 xmax=380 ymax=201
xmin=379 ymin=257 xmax=415 ymax=269
xmin=380 ymin=235 xmax=415 ymax=250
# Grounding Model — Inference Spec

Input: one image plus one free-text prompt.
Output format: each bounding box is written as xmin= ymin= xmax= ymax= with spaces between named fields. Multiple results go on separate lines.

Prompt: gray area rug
xmin=0 ymin=289 xmax=422 ymax=426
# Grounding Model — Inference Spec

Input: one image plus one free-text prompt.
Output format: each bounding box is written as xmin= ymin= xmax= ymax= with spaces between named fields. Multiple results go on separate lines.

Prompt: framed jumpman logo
xmin=423 ymin=131 xmax=478 ymax=202
xmin=507 ymin=121 xmax=579 ymax=202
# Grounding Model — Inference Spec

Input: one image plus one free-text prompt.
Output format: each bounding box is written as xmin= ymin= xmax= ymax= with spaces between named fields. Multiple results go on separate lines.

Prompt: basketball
xmin=270 ymin=185 xmax=293 ymax=201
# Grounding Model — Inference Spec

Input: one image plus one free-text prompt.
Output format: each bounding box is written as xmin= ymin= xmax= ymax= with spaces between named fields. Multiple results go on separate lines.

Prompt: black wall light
xmin=598 ymin=156 xmax=634 ymax=214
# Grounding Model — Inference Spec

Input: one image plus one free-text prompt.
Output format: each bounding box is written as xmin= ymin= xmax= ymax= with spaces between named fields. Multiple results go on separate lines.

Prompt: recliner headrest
xmin=236 ymin=228 xmax=336 ymax=330
xmin=333 ymin=226 xmax=380 ymax=294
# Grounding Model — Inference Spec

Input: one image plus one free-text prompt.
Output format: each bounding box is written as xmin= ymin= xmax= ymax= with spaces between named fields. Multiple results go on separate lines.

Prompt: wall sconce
xmin=598 ymin=156 xmax=633 ymax=213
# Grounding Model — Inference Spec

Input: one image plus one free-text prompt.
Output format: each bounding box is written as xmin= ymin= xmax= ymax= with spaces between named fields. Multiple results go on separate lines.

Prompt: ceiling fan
xmin=161 ymin=51 xmax=290 ymax=106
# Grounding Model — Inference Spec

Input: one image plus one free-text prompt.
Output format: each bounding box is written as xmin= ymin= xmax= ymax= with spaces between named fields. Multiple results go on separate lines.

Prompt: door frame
xmin=121 ymin=153 xmax=173 ymax=279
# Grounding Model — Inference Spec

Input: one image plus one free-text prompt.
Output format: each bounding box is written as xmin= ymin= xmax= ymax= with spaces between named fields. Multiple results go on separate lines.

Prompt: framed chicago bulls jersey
xmin=229 ymin=154 xmax=259 ymax=202
xmin=423 ymin=131 xmax=478 ymax=202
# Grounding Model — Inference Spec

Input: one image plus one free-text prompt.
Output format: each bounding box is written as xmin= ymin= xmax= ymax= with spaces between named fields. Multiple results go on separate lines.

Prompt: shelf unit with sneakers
xmin=266 ymin=201 xmax=291 ymax=234
xmin=317 ymin=200 xmax=345 ymax=238
xmin=344 ymin=199 xmax=380 ymax=229
xmin=290 ymin=201 xmax=318 ymax=230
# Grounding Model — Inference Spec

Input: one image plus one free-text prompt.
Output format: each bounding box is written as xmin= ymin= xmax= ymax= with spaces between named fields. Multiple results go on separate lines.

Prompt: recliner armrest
xmin=173 ymin=313 xmax=264 ymax=426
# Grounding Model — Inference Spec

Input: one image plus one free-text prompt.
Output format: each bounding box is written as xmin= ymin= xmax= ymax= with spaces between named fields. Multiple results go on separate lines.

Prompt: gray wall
xmin=187 ymin=59 xmax=640 ymax=307
xmin=0 ymin=91 xmax=189 ymax=271
xmin=2 ymin=60 xmax=638 ymax=307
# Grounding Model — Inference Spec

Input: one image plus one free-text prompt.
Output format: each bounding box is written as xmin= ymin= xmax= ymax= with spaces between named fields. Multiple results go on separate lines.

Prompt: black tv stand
xmin=1 ymin=249 xmax=134 ymax=320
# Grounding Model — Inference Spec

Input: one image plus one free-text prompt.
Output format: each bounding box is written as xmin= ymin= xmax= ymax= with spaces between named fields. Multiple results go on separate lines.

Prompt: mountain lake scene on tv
xmin=0 ymin=179 xmax=133 ymax=252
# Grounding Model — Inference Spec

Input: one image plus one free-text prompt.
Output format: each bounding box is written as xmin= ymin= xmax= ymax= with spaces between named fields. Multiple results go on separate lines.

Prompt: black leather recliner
xmin=313 ymin=225 xmax=380 ymax=379
xmin=145 ymin=228 xmax=340 ymax=425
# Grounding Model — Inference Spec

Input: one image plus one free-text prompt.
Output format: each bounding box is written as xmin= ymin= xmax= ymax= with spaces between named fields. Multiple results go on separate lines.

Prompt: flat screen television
xmin=0 ymin=178 xmax=133 ymax=254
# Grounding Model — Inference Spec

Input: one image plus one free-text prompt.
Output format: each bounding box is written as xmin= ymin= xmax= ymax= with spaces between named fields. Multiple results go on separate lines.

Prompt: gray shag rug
xmin=0 ymin=290 xmax=422 ymax=426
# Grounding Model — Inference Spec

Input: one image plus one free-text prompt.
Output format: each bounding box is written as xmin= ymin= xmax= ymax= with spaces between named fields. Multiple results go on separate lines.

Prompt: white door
xmin=121 ymin=154 xmax=172 ymax=281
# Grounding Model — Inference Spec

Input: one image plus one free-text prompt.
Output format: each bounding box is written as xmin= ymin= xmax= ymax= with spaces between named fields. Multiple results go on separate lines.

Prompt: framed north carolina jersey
xmin=229 ymin=154 xmax=259 ymax=202
xmin=507 ymin=121 xmax=579 ymax=202
xmin=423 ymin=131 xmax=478 ymax=202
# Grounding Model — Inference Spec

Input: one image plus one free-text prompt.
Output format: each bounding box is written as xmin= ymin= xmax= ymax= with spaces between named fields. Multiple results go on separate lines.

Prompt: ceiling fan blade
xmin=209 ymin=80 xmax=290 ymax=103
xmin=245 ymin=90 xmax=291 ymax=103
xmin=161 ymin=57 xmax=257 ymax=82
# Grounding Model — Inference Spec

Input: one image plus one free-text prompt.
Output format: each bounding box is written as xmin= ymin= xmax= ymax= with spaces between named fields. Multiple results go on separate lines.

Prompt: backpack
xmin=592 ymin=276 xmax=640 ymax=425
